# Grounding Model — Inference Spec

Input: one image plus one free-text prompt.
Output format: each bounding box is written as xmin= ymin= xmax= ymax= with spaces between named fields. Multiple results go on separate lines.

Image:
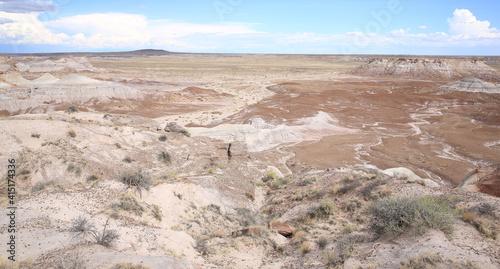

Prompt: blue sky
xmin=0 ymin=0 xmax=499 ymax=54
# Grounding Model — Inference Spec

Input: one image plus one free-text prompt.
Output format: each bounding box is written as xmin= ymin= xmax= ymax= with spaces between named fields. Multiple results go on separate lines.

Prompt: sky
xmin=0 ymin=0 xmax=499 ymax=55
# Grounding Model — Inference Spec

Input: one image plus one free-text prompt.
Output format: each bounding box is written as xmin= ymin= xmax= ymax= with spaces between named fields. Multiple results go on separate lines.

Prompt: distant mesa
xmin=441 ymin=77 xmax=500 ymax=94
xmin=351 ymin=58 xmax=500 ymax=80
xmin=131 ymin=49 xmax=172 ymax=55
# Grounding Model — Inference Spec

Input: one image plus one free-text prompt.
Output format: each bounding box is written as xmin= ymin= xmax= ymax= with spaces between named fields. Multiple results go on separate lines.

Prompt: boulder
xmin=269 ymin=221 xmax=294 ymax=238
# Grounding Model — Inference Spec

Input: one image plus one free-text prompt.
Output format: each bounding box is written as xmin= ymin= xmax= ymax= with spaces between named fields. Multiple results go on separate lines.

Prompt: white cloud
xmin=0 ymin=0 xmax=57 ymax=13
xmin=447 ymin=9 xmax=500 ymax=37
xmin=0 ymin=9 xmax=499 ymax=54
xmin=0 ymin=11 xmax=68 ymax=44
xmin=418 ymin=25 xmax=428 ymax=30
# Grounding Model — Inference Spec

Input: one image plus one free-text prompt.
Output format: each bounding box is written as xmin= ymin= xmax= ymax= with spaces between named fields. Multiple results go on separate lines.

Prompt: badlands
xmin=0 ymin=52 xmax=500 ymax=268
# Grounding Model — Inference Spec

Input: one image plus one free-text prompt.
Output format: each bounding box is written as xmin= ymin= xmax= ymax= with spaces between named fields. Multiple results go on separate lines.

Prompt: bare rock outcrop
xmin=15 ymin=57 xmax=107 ymax=73
xmin=351 ymin=58 xmax=500 ymax=80
xmin=269 ymin=221 xmax=294 ymax=238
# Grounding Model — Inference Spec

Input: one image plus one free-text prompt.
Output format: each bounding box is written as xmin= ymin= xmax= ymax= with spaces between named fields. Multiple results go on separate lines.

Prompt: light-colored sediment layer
xmin=16 ymin=57 xmax=107 ymax=73
xmin=441 ymin=77 xmax=500 ymax=93
xmin=188 ymin=111 xmax=358 ymax=152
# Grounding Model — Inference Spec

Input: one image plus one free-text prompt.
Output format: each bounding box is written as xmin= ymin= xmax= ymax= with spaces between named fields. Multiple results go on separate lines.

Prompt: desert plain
xmin=0 ymin=51 xmax=499 ymax=268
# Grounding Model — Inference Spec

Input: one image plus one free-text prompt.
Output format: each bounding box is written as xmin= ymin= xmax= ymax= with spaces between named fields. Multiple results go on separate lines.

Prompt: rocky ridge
xmin=351 ymin=58 xmax=500 ymax=80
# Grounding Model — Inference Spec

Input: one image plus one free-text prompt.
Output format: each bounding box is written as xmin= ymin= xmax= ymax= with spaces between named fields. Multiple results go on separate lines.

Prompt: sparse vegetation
xmin=0 ymin=257 xmax=33 ymax=269
xmin=317 ymin=236 xmax=328 ymax=249
xmin=158 ymin=151 xmax=171 ymax=164
xmin=31 ymin=133 xmax=41 ymax=138
xmin=86 ymin=174 xmax=99 ymax=182
xmin=111 ymin=193 xmax=144 ymax=216
xmin=65 ymin=105 xmax=79 ymax=114
xmin=303 ymin=200 xmax=336 ymax=223
xmin=245 ymin=192 xmax=255 ymax=201
xmin=151 ymin=204 xmax=162 ymax=221
xmin=32 ymin=180 xmax=65 ymax=192
xmin=122 ymin=156 xmax=133 ymax=163
xmin=90 ymin=219 xmax=119 ymax=248
xmin=368 ymin=196 xmax=454 ymax=237
xmin=108 ymin=262 xmax=151 ymax=269
xmin=400 ymin=252 xmax=480 ymax=269
xmin=52 ymin=254 xmax=85 ymax=269
xmin=119 ymin=169 xmax=152 ymax=196
xmin=69 ymin=215 xmax=94 ymax=237
xmin=300 ymin=240 xmax=311 ymax=254
xmin=462 ymin=209 xmax=498 ymax=239
xmin=158 ymin=135 xmax=167 ymax=142
xmin=67 ymin=129 xmax=77 ymax=138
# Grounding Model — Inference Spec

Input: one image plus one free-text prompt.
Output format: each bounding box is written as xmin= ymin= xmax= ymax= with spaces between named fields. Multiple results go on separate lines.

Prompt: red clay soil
xmin=225 ymin=77 xmax=500 ymax=187
xmin=477 ymin=167 xmax=500 ymax=197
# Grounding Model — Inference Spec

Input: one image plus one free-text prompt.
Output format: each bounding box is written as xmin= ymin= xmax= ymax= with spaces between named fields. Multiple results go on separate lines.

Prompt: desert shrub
xmin=462 ymin=211 xmax=498 ymax=239
xmin=195 ymin=238 xmax=210 ymax=256
xmin=207 ymin=168 xmax=216 ymax=174
xmin=158 ymin=135 xmax=167 ymax=142
xmin=400 ymin=252 xmax=480 ymax=269
xmin=53 ymin=254 xmax=85 ymax=269
xmin=322 ymin=234 xmax=371 ymax=267
xmin=345 ymin=199 xmax=363 ymax=212
xmin=368 ymin=196 xmax=454 ymax=237
xmin=270 ymin=177 xmax=291 ymax=189
xmin=158 ymin=151 xmax=171 ymax=164
xmin=115 ymin=143 xmax=122 ymax=149
xmin=317 ymin=236 xmax=328 ymax=249
xmin=206 ymin=204 xmax=221 ymax=214
xmin=0 ymin=257 xmax=33 ymax=269
xmin=90 ymin=219 xmax=119 ymax=248
xmin=298 ymin=177 xmax=316 ymax=186
xmin=235 ymin=208 xmax=255 ymax=227
xmin=300 ymin=241 xmax=311 ymax=254
xmin=151 ymin=204 xmax=162 ymax=221
xmin=31 ymin=133 xmax=41 ymax=138
xmin=338 ymin=181 xmax=362 ymax=195
xmin=108 ymin=262 xmax=150 ymax=269
xmin=303 ymin=200 xmax=336 ymax=222
xmin=122 ymin=156 xmax=133 ymax=163
xmin=111 ymin=193 xmax=144 ymax=216
xmin=264 ymin=172 xmax=279 ymax=181
xmin=470 ymin=203 xmax=496 ymax=217
xmin=245 ymin=192 xmax=255 ymax=201
xmin=65 ymin=105 xmax=79 ymax=114
xmin=32 ymin=180 xmax=65 ymax=192
xmin=86 ymin=174 xmax=99 ymax=182
xmin=119 ymin=170 xmax=152 ymax=196
xmin=343 ymin=223 xmax=359 ymax=234
xmin=67 ymin=130 xmax=77 ymax=138
xmin=69 ymin=215 xmax=94 ymax=237
xmin=360 ymin=180 xmax=386 ymax=200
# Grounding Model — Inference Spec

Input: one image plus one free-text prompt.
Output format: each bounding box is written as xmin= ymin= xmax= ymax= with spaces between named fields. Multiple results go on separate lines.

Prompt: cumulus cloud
xmin=418 ymin=25 xmax=428 ymax=30
xmin=0 ymin=8 xmax=499 ymax=53
xmin=0 ymin=17 xmax=15 ymax=24
xmin=0 ymin=0 xmax=57 ymax=13
xmin=0 ymin=11 xmax=68 ymax=44
xmin=447 ymin=9 xmax=499 ymax=37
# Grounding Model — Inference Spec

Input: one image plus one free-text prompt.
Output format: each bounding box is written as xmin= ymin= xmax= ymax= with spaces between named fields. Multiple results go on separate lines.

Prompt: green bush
xmin=368 ymin=196 xmax=454 ymax=237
